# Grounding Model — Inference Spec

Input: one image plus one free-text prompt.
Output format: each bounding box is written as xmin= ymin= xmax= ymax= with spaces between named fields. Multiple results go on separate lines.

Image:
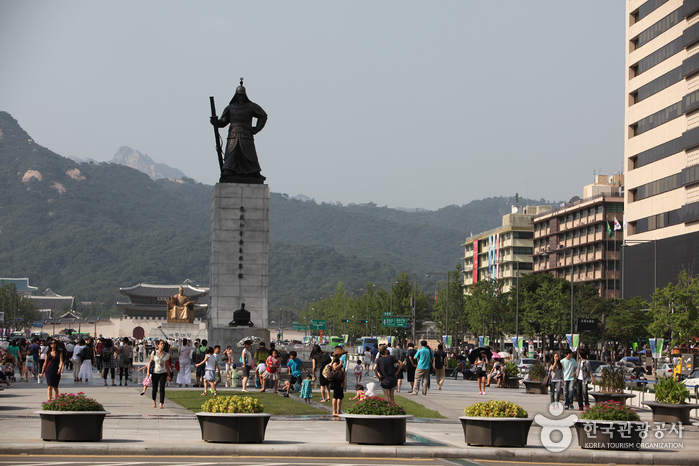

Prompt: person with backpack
xmin=100 ymin=338 xmax=118 ymax=386
xmin=433 ymin=343 xmax=447 ymax=390
xmin=310 ymin=344 xmax=332 ymax=402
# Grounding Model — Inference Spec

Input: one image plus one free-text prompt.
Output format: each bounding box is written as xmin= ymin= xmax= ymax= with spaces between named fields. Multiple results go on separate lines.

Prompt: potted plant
xmin=523 ymin=360 xmax=548 ymax=394
xmin=196 ymin=395 xmax=271 ymax=443
xmin=37 ymin=392 xmax=108 ymax=441
xmin=589 ymin=367 xmax=635 ymax=405
xmin=642 ymin=377 xmax=693 ymax=424
xmin=341 ymin=396 xmax=413 ymax=445
xmin=460 ymin=400 xmax=533 ymax=446
xmin=502 ymin=360 xmax=522 ymax=388
xmin=575 ymin=401 xmax=646 ymax=450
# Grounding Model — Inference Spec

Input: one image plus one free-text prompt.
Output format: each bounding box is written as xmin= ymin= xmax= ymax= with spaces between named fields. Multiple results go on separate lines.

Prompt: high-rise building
xmin=462 ymin=205 xmax=551 ymax=294
xmin=624 ymin=0 xmax=699 ymax=299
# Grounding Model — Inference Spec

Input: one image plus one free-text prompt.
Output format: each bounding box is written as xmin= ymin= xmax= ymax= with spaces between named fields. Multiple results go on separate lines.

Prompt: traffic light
xmin=341 ymin=319 xmax=350 ymax=323
xmin=363 ymin=320 xmax=369 ymax=323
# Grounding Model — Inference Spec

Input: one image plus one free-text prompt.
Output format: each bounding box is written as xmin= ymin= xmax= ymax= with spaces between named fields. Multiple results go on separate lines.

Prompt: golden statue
xmin=167 ymin=286 xmax=194 ymax=323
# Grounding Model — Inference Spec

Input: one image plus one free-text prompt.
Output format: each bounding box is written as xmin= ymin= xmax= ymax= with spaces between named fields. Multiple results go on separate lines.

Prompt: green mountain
xmin=0 ymin=111 xmax=556 ymax=319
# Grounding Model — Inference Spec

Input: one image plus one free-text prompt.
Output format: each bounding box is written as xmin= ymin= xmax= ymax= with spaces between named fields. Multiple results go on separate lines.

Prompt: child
xmin=255 ymin=361 xmax=266 ymax=389
xmin=349 ymin=383 xmax=365 ymax=401
xmin=195 ymin=347 xmax=220 ymax=397
xmin=354 ymin=359 xmax=363 ymax=384
xmin=300 ymin=374 xmax=313 ymax=404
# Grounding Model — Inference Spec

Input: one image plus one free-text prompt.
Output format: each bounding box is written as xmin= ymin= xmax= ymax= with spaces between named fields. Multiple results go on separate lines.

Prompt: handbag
xmin=542 ymin=370 xmax=551 ymax=387
xmin=143 ymin=375 xmax=153 ymax=387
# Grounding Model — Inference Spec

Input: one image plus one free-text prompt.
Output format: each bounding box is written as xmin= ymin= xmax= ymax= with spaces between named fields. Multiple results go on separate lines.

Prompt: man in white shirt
xmin=240 ymin=340 xmax=255 ymax=392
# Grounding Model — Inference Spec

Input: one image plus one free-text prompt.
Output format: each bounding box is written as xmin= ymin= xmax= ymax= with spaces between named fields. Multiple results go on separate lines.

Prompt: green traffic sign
xmin=382 ymin=311 xmax=392 ymax=316
xmin=310 ymin=319 xmax=326 ymax=330
xmin=291 ymin=324 xmax=307 ymax=331
xmin=382 ymin=317 xmax=408 ymax=328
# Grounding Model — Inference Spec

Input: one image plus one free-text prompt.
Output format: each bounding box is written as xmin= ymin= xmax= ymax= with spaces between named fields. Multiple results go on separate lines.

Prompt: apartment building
xmin=625 ymin=0 xmax=699 ymax=299
xmin=462 ymin=205 xmax=551 ymax=293
xmin=531 ymin=175 xmax=624 ymax=299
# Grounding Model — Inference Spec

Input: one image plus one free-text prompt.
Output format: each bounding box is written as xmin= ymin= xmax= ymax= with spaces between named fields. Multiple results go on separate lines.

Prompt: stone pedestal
xmin=208 ymin=183 xmax=270 ymax=348
xmin=149 ymin=322 xmax=208 ymax=342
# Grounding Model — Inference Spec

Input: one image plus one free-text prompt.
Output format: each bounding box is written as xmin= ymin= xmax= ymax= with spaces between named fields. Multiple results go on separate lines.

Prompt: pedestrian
xmin=433 ymin=343 xmax=447 ymax=390
xmin=18 ymin=339 xmax=28 ymax=382
xmin=329 ymin=355 xmax=346 ymax=416
xmin=349 ymin=383 xmax=366 ymax=401
xmin=310 ymin=344 xmax=332 ymax=402
xmin=95 ymin=338 xmax=104 ymax=374
xmin=576 ymin=349 xmax=591 ymax=411
xmin=239 ymin=340 xmax=255 ymax=392
xmin=100 ymin=339 xmax=117 ymax=386
xmin=561 ymin=349 xmax=577 ymax=410
xmin=137 ymin=360 xmax=153 ymax=396
xmin=410 ymin=341 xmax=433 ymax=396
xmin=299 ymin=374 xmax=313 ymax=404
xmin=72 ymin=339 xmax=84 ymax=382
xmin=138 ymin=340 xmax=145 ymax=363
xmin=148 ymin=340 xmax=172 ymax=409
xmin=474 ymin=350 xmax=489 ymax=395
xmin=40 ymin=340 xmax=64 ymax=402
xmin=392 ymin=343 xmax=406 ymax=393
xmin=78 ymin=338 xmax=94 ymax=382
xmin=221 ymin=345 xmax=233 ymax=385
xmin=363 ymin=346 xmax=372 ymax=375
xmin=29 ymin=339 xmax=41 ymax=379
xmin=286 ymin=350 xmax=307 ymax=389
xmin=254 ymin=342 xmax=270 ymax=368
xmin=194 ymin=339 xmax=208 ymax=388
xmin=118 ymin=337 xmax=133 ymax=386
xmin=176 ymin=338 xmax=191 ymax=387
xmin=65 ymin=339 xmax=75 ymax=372
xmin=195 ymin=346 xmax=220 ymax=397
xmin=452 ymin=356 xmax=466 ymax=380
xmin=374 ymin=344 xmax=402 ymax=402
xmin=548 ymin=352 xmax=563 ymax=405
xmin=406 ymin=343 xmax=417 ymax=390
xmin=354 ymin=359 xmax=363 ymax=385
xmin=260 ymin=349 xmax=282 ymax=393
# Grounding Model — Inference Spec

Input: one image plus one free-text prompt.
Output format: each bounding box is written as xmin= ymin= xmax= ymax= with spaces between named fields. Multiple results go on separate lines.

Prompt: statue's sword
xmin=209 ymin=96 xmax=224 ymax=171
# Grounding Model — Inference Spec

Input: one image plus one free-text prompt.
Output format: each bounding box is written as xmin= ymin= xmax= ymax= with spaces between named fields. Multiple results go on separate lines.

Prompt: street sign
xmin=577 ymin=318 xmax=599 ymax=332
xmin=310 ymin=319 xmax=326 ymax=330
xmin=382 ymin=312 xmax=392 ymax=316
xmin=292 ymin=323 xmax=307 ymax=331
xmin=382 ymin=317 xmax=409 ymax=328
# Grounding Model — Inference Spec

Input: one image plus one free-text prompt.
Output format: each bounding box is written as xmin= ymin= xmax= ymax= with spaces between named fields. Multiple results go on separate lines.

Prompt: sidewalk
xmin=0 ymin=371 xmax=697 ymax=464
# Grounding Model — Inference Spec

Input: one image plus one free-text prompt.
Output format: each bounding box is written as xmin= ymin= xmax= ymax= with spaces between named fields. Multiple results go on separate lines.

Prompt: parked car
xmin=515 ymin=358 xmax=537 ymax=374
xmin=682 ymin=369 xmax=699 ymax=387
xmin=655 ymin=363 xmax=674 ymax=380
xmin=621 ymin=356 xmax=642 ymax=366
xmin=587 ymin=360 xmax=606 ymax=374
xmin=592 ymin=364 xmax=609 ymax=384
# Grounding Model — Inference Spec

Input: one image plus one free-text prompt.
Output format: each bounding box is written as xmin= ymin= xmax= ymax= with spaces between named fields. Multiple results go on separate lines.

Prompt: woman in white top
xmin=195 ymin=346 xmax=221 ymax=397
xmin=77 ymin=339 xmax=93 ymax=382
xmin=176 ymin=338 xmax=192 ymax=387
xmin=363 ymin=347 xmax=372 ymax=375
xmin=147 ymin=340 xmax=171 ymax=409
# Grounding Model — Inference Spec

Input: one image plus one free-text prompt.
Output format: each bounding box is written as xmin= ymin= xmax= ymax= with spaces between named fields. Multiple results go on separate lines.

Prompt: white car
xmin=655 ymin=363 xmax=674 ymax=380
xmin=682 ymin=369 xmax=699 ymax=387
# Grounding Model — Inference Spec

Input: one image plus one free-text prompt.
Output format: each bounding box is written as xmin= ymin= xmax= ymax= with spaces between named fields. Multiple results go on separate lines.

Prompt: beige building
xmin=624 ymin=1 xmax=699 ymax=299
xmin=531 ymin=175 xmax=624 ymax=299
xmin=462 ymin=205 xmax=551 ymax=293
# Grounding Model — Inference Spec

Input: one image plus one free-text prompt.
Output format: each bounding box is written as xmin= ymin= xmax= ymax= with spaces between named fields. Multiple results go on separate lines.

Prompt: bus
xmin=355 ymin=337 xmax=378 ymax=355
xmin=327 ymin=336 xmax=345 ymax=347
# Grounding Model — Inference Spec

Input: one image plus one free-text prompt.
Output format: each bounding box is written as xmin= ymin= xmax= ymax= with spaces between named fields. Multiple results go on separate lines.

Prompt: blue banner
xmin=649 ymin=338 xmax=656 ymax=356
xmin=478 ymin=336 xmax=484 ymax=347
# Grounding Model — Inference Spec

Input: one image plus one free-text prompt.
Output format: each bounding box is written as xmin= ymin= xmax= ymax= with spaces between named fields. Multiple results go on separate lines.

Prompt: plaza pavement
xmin=0 ymin=368 xmax=697 ymax=464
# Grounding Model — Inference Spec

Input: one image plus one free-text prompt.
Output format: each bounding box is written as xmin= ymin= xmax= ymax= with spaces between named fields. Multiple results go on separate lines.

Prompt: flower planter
xmin=196 ymin=412 xmax=271 ymax=443
xmin=36 ymin=411 xmax=109 ymax=442
xmin=502 ymin=376 xmax=522 ymax=389
xmin=574 ymin=420 xmax=647 ymax=450
xmin=340 ymin=414 xmax=413 ymax=445
xmin=523 ymin=380 xmax=548 ymax=394
xmin=459 ymin=416 xmax=533 ymax=447
xmin=589 ymin=392 xmax=636 ymax=406
xmin=642 ymin=401 xmax=694 ymax=425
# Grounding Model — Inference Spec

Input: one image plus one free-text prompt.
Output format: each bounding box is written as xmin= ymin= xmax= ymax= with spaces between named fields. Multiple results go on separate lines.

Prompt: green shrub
xmin=201 ymin=395 xmax=264 ymax=413
xmin=528 ymin=361 xmax=546 ymax=381
xmin=504 ymin=360 xmax=520 ymax=377
xmin=600 ymin=367 xmax=625 ymax=393
xmin=463 ymin=400 xmax=528 ymax=418
xmin=580 ymin=401 xmax=641 ymax=422
xmin=654 ymin=377 xmax=690 ymax=404
xmin=41 ymin=392 xmax=104 ymax=411
xmin=345 ymin=396 xmax=407 ymax=415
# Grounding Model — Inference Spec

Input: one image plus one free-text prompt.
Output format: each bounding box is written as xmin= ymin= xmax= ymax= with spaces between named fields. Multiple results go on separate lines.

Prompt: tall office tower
xmin=624 ymin=0 xmax=699 ymax=299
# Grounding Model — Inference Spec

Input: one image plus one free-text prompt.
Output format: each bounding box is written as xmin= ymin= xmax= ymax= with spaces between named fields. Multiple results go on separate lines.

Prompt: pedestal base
xmin=149 ymin=322 xmax=208 ymax=342
xmin=207 ymin=327 xmax=270 ymax=351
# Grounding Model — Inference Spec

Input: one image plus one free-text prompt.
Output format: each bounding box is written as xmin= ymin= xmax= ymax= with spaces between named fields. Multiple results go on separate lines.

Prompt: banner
xmin=656 ymin=338 xmax=664 ymax=357
xmin=478 ymin=336 xmax=484 ymax=347
xmin=442 ymin=335 xmax=452 ymax=347
xmin=484 ymin=336 xmax=490 ymax=346
xmin=566 ymin=334 xmax=579 ymax=351
xmin=512 ymin=337 xmax=518 ymax=351
xmin=649 ymin=338 xmax=657 ymax=357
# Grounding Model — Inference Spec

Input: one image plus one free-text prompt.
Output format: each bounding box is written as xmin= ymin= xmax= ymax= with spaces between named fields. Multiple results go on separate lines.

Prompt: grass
xmin=165 ymin=390 xmax=327 ymax=415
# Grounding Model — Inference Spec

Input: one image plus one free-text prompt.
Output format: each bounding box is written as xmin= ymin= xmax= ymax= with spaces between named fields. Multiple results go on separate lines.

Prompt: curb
xmin=0 ymin=443 xmax=695 ymax=464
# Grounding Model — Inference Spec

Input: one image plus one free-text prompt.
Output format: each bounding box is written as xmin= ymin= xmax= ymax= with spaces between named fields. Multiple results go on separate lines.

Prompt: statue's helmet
xmin=231 ymin=77 xmax=250 ymax=104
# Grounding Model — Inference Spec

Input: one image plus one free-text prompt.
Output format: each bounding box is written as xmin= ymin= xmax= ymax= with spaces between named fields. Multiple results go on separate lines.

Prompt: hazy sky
xmin=0 ymin=1 xmax=625 ymax=210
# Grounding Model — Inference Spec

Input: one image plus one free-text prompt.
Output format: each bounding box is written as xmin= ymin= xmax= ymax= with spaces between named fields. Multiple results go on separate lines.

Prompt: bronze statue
xmin=210 ymin=79 xmax=268 ymax=183
xmin=167 ymin=286 xmax=194 ymax=323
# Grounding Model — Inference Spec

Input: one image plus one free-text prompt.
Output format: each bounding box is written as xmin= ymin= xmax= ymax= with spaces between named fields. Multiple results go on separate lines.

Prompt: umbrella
xmin=468 ymin=347 xmax=493 ymax=364
xmin=491 ymin=352 xmax=502 ymax=359
xmin=237 ymin=336 xmax=263 ymax=347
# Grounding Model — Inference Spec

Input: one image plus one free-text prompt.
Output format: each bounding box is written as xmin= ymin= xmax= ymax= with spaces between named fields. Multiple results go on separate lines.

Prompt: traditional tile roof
xmin=119 ymin=283 xmax=208 ymax=299
xmin=0 ymin=278 xmax=38 ymax=295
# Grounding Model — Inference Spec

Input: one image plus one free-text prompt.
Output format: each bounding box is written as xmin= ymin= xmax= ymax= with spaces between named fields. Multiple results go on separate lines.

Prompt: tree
xmin=649 ymin=270 xmax=699 ymax=349
xmin=432 ymin=265 xmax=467 ymax=345
xmin=0 ymin=282 xmax=41 ymax=331
xmin=605 ymin=296 xmax=650 ymax=354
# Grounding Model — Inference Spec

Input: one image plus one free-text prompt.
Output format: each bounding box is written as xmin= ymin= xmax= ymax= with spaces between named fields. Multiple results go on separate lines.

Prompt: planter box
xmin=502 ymin=376 xmax=522 ymax=389
xmin=196 ymin=412 xmax=271 ymax=443
xmin=523 ymin=380 xmax=548 ymax=394
xmin=340 ymin=414 xmax=413 ymax=445
xmin=459 ymin=416 xmax=533 ymax=447
xmin=575 ymin=420 xmax=646 ymax=450
xmin=642 ymin=401 xmax=694 ymax=425
xmin=589 ymin=392 xmax=636 ymax=406
xmin=36 ymin=411 xmax=109 ymax=442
